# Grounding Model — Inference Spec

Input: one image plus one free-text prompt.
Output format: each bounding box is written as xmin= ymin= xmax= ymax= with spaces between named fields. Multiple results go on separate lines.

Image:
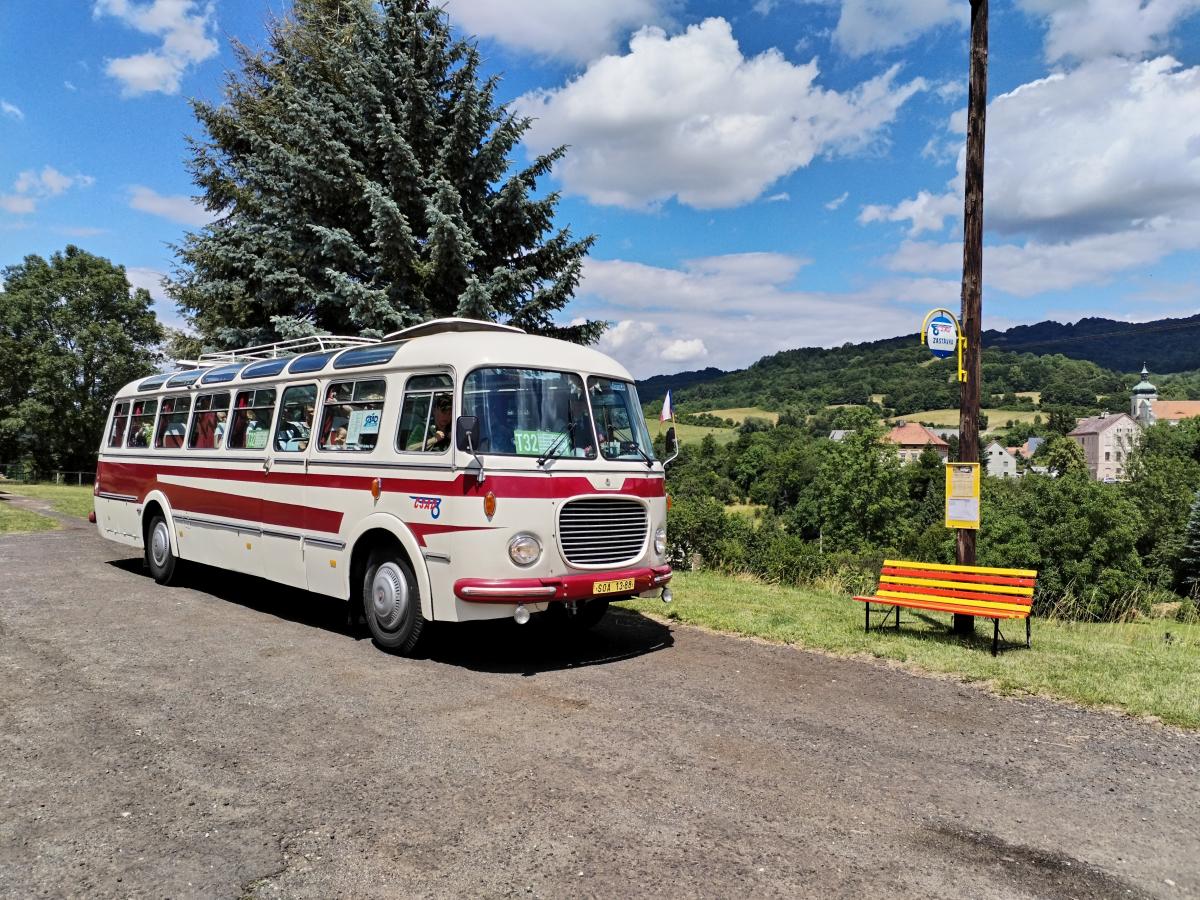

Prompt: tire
xmin=544 ymin=598 xmax=610 ymax=632
xmin=362 ymin=549 xmax=426 ymax=655
xmin=144 ymin=513 xmax=179 ymax=585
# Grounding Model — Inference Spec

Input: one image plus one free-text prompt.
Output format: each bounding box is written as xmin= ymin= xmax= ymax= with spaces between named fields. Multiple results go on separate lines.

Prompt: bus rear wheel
xmin=362 ymin=550 xmax=426 ymax=655
xmin=145 ymin=514 xmax=179 ymax=585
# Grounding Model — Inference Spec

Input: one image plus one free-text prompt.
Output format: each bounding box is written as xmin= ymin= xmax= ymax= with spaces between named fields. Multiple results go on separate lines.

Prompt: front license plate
xmin=593 ymin=577 xmax=636 ymax=595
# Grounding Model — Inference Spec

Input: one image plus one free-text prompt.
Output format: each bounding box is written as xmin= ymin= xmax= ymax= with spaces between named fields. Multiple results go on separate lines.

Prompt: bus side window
xmin=395 ymin=374 xmax=453 ymax=453
xmin=317 ymin=379 xmax=386 ymax=452
xmin=228 ymin=388 xmax=277 ymax=450
xmin=126 ymin=399 xmax=158 ymax=449
xmin=108 ymin=401 xmax=131 ymax=448
xmin=274 ymin=384 xmax=317 ymax=452
xmin=154 ymin=396 xmax=191 ymax=449
xmin=188 ymin=392 xmax=231 ymax=450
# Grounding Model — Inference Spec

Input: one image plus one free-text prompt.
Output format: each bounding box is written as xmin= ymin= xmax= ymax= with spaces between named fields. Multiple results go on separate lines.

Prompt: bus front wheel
xmin=145 ymin=514 xmax=179 ymax=585
xmin=362 ymin=550 xmax=426 ymax=655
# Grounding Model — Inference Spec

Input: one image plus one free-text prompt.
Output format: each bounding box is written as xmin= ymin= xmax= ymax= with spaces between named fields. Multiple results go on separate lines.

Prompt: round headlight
xmin=654 ymin=526 xmax=667 ymax=556
xmin=508 ymin=533 xmax=542 ymax=567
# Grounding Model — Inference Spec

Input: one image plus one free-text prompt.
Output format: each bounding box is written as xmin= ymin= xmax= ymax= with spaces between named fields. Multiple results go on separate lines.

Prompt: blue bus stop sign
xmin=925 ymin=314 xmax=957 ymax=359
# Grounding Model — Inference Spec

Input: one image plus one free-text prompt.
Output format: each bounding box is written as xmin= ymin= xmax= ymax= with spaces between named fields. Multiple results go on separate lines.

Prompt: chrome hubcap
xmin=151 ymin=521 xmax=170 ymax=568
xmin=371 ymin=562 xmax=408 ymax=632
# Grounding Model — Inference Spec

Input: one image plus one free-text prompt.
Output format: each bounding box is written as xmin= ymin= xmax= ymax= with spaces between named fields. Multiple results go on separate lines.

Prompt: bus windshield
xmin=588 ymin=377 xmax=655 ymax=462
xmin=463 ymin=368 xmax=596 ymax=459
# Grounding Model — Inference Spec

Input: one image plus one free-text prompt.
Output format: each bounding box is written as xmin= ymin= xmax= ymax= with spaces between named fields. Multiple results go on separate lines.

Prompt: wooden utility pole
xmin=955 ymin=0 xmax=988 ymax=635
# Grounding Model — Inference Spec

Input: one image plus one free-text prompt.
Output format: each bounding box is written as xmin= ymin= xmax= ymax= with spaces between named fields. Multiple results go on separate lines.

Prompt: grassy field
xmin=702 ymin=407 xmax=780 ymax=425
xmin=906 ymin=408 xmax=1042 ymax=431
xmin=726 ymin=503 xmax=766 ymax=520
xmin=627 ymin=570 xmax=1200 ymax=728
xmin=0 ymin=500 xmax=59 ymax=534
xmin=0 ymin=482 xmax=94 ymax=519
xmin=1015 ymin=391 xmax=1041 ymax=403
xmin=648 ymin=418 xmax=739 ymax=447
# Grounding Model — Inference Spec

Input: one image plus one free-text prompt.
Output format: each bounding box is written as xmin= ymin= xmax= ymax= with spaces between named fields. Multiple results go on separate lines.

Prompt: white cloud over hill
xmin=1017 ymin=0 xmax=1200 ymax=62
xmin=516 ymin=18 xmax=925 ymax=210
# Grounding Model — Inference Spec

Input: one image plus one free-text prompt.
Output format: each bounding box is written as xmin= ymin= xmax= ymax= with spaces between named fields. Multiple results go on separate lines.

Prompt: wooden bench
xmin=854 ymin=560 xmax=1038 ymax=655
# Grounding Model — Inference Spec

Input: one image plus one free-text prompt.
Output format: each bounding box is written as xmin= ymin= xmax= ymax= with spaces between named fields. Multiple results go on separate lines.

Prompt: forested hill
xmin=984 ymin=314 xmax=1200 ymax=373
xmin=637 ymin=314 xmax=1200 ymax=417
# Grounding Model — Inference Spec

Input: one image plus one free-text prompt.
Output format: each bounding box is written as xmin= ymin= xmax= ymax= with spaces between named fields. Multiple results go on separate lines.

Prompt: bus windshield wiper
xmin=537 ymin=421 xmax=576 ymax=466
xmin=628 ymin=440 xmax=655 ymax=469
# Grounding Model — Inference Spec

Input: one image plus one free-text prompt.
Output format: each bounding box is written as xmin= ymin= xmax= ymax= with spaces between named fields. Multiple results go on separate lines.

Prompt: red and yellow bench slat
xmin=854 ymin=559 xmax=1039 ymax=653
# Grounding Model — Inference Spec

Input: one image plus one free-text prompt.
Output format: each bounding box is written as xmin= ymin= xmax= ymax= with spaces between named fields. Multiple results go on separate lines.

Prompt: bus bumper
xmin=454 ymin=565 xmax=672 ymax=604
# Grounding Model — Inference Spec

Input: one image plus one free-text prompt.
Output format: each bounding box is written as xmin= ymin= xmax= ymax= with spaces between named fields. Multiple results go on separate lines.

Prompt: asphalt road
xmin=1 ymin=511 xmax=1198 ymax=898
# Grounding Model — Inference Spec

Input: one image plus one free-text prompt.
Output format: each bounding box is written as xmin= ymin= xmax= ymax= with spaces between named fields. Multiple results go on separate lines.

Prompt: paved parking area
xmin=1 ymin=520 xmax=1197 ymax=898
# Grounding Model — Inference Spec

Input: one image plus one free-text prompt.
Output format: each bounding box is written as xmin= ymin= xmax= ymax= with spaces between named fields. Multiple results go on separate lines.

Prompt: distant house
xmin=829 ymin=430 xmax=854 ymax=442
xmin=984 ymin=440 xmax=1019 ymax=478
xmin=886 ymin=422 xmax=949 ymax=463
xmin=1068 ymin=412 xmax=1140 ymax=481
xmin=928 ymin=426 xmax=959 ymax=442
xmin=1014 ymin=436 xmax=1043 ymax=459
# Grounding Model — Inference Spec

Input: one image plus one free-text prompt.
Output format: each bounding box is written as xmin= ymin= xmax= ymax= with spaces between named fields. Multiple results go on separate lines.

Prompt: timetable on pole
xmin=945 ymin=462 xmax=980 ymax=530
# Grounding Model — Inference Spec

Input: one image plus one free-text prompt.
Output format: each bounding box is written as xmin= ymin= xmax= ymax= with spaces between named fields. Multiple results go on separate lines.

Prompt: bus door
xmin=263 ymin=383 xmax=317 ymax=589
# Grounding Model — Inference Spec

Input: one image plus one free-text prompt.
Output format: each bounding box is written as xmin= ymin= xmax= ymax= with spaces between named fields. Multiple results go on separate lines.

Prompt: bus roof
xmin=116 ymin=325 xmax=633 ymax=399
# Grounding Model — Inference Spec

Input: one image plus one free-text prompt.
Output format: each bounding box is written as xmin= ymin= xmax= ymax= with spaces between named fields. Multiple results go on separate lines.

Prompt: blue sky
xmin=2 ymin=1 xmax=1200 ymax=378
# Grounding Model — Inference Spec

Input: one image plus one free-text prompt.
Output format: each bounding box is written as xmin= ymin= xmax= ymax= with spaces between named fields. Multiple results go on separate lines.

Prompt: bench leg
xmin=992 ymin=619 xmax=999 ymax=656
xmin=1026 ymin=616 xmax=1031 ymax=648
xmin=895 ymin=604 xmax=900 ymax=631
xmin=865 ymin=601 xmax=870 ymax=633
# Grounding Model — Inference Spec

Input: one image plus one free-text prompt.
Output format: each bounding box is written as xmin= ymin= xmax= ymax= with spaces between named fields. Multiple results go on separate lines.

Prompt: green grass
xmin=702 ymin=407 xmax=780 ymax=425
xmin=0 ymin=500 xmax=59 ymax=534
xmin=905 ymin=408 xmax=1043 ymax=432
xmin=726 ymin=503 xmax=766 ymax=520
xmin=0 ymin=482 xmax=94 ymax=519
xmin=627 ymin=570 xmax=1200 ymax=728
xmin=648 ymin=418 xmax=739 ymax=447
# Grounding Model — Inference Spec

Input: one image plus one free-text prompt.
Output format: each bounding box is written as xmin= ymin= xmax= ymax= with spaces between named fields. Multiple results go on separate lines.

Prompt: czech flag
xmin=660 ymin=390 xmax=673 ymax=422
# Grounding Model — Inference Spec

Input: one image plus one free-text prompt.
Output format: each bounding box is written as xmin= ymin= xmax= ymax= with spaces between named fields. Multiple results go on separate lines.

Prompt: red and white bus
xmin=94 ymin=319 xmax=675 ymax=654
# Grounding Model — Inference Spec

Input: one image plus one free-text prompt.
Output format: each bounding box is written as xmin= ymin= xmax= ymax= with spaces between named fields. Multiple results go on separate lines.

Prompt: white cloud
xmin=754 ymin=0 xmax=779 ymax=14
xmin=93 ymin=0 xmax=218 ymax=96
xmin=516 ymin=18 xmax=925 ymax=210
xmin=126 ymin=266 xmax=186 ymax=328
xmin=64 ymin=80 xmax=78 ymax=92
xmin=1 ymin=100 xmax=24 ymax=120
xmin=1 ymin=166 xmax=94 ymax=216
xmin=578 ymin=253 xmax=941 ymax=376
xmin=128 ymin=185 xmax=212 ymax=227
xmin=834 ymin=0 xmax=966 ymax=57
xmin=445 ymin=0 xmax=669 ymax=62
xmin=661 ymin=338 xmax=709 ymax=362
xmin=1017 ymin=0 xmax=1200 ymax=63
xmin=859 ymin=189 xmax=960 ymax=236
xmin=864 ymin=57 xmax=1200 ymax=242
xmin=765 ymin=192 xmax=791 ymax=203
xmin=824 ymin=190 xmax=849 ymax=210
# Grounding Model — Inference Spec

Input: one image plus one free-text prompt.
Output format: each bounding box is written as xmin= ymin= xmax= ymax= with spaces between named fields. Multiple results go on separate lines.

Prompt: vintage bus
xmin=93 ymin=318 xmax=675 ymax=654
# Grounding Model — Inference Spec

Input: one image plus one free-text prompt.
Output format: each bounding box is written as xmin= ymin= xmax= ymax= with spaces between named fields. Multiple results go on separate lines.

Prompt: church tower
xmin=1131 ymin=364 xmax=1157 ymax=426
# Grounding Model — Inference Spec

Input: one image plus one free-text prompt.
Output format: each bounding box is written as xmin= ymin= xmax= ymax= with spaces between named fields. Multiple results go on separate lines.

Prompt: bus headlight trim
xmin=508 ymin=533 xmax=542 ymax=567
xmin=654 ymin=526 xmax=667 ymax=556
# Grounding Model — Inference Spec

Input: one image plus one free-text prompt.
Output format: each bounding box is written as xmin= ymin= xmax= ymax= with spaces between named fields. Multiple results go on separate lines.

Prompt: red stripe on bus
xmin=877 ymin=581 xmax=1032 ymax=606
xmin=97 ymin=460 xmax=665 ymax=500
xmin=163 ymin=483 xmax=343 ymax=534
xmin=880 ymin=567 xmax=1036 ymax=587
xmin=407 ymin=522 xmax=498 ymax=547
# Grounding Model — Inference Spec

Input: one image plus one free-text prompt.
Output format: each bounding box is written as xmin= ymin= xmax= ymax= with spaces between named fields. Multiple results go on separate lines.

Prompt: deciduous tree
xmin=0 ymin=246 xmax=162 ymax=473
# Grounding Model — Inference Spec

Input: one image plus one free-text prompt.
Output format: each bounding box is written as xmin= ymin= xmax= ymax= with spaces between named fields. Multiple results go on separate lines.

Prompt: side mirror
xmin=456 ymin=415 xmax=480 ymax=452
xmin=664 ymin=426 xmax=680 ymax=467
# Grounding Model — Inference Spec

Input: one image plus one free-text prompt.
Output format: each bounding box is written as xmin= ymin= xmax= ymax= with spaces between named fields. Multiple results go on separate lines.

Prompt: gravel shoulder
xmin=1 ymin=524 xmax=1197 ymax=899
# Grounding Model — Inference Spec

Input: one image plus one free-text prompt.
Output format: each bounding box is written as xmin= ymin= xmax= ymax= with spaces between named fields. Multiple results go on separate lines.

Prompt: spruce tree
xmin=1179 ymin=488 xmax=1200 ymax=592
xmin=170 ymin=0 xmax=602 ymax=348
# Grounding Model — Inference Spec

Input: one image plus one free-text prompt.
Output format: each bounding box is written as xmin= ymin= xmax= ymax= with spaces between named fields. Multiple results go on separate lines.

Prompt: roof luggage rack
xmin=194 ymin=334 xmax=377 ymax=366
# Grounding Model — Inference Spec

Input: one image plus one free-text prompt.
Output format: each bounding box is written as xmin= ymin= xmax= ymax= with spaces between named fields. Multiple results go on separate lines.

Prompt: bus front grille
xmin=558 ymin=498 xmax=649 ymax=567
